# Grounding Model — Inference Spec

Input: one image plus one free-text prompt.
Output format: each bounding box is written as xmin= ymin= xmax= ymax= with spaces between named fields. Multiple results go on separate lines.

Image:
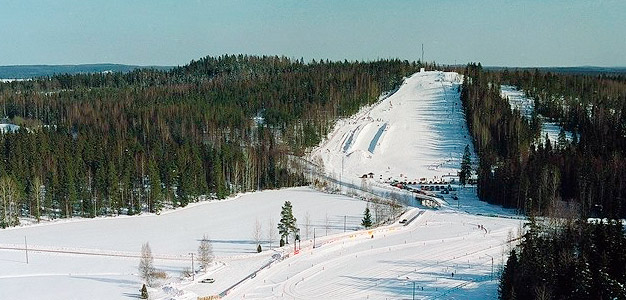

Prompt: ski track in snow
xmin=224 ymin=71 xmax=522 ymax=300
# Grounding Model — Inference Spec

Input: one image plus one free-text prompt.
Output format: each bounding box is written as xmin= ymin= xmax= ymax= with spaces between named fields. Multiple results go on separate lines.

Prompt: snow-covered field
xmin=1 ymin=70 xmax=524 ymax=300
xmin=500 ymin=85 xmax=572 ymax=143
xmin=0 ymin=188 xmax=367 ymax=300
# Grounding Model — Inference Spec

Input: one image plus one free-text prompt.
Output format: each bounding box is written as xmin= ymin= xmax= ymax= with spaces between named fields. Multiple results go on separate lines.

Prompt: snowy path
xmin=224 ymin=209 xmax=521 ymax=300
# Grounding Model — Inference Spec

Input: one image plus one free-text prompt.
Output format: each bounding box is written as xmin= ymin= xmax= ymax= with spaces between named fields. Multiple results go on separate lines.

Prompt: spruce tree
xmin=140 ymin=284 xmax=148 ymax=299
xmin=277 ymin=201 xmax=297 ymax=244
xmin=460 ymin=144 xmax=472 ymax=186
xmin=361 ymin=207 xmax=372 ymax=229
xmin=148 ymin=159 xmax=163 ymax=213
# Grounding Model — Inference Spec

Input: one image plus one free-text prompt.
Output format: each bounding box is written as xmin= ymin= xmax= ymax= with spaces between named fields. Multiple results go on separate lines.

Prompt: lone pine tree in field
xmin=362 ymin=207 xmax=373 ymax=229
xmin=460 ymin=144 xmax=472 ymax=186
xmin=277 ymin=201 xmax=297 ymax=244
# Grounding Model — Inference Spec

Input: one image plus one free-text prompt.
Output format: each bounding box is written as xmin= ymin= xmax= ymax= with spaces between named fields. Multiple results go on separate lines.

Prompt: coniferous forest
xmin=461 ymin=63 xmax=626 ymax=218
xmin=459 ymin=64 xmax=626 ymax=299
xmin=0 ymin=55 xmax=422 ymax=227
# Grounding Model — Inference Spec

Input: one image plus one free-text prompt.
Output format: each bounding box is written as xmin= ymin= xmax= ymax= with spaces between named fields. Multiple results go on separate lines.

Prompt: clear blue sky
xmin=0 ymin=0 xmax=624 ymax=67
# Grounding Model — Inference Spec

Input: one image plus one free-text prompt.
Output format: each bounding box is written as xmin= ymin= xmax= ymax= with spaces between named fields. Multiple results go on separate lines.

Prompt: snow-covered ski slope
xmin=225 ymin=71 xmax=522 ymax=300
xmin=312 ymin=71 xmax=475 ymax=183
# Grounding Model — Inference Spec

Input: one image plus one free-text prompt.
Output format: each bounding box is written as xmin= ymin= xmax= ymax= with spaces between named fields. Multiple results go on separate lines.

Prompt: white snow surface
xmin=0 ymin=188 xmax=367 ymax=300
xmin=500 ymin=85 xmax=572 ymax=143
xmin=311 ymin=71 xmax=475 ymax=184
xmin=0 ymin=71 xmax=524 ymax=300
xmin=217 ymin=71 xmax=521 ymax=300
xmin=0 ymin=123 xmax=21 ymax=133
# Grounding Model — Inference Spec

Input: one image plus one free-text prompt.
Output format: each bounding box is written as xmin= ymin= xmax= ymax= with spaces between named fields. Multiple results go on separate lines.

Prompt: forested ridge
xmin=461 ymin=64 xmax=626 ymax=218
xmin=0 ymin=55 xmax=423 ymax=227
xmin=459 ymin=64 xmax=626 ymax=299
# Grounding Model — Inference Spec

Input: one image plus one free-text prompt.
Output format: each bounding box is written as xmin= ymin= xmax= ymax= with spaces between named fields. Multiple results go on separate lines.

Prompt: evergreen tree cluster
xmin=0 ymin=55 xmax=425 ymax=227
xmin=461 ymin=63 xmax=626 ymax=218
xmin=500 ymin=218 xmax=626 ymax=299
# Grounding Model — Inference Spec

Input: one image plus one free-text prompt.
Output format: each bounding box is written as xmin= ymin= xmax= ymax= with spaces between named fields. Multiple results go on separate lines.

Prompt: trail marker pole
xmin=24 ymin=236 xmax=28 ymax=264
xmin=189 ymin=253 xmax=195 ymax=281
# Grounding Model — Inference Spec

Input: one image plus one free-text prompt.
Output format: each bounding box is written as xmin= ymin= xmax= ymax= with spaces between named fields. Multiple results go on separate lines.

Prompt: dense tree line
xmin=0 ymin=55 xmax=424 ymax=227
xmin=500 ymin=218 xmax=626 ymax=299
xmin=460 ymin=64 xmax=626 ymax=298
xmin=461 ymin=63 xmax=626 ymax=218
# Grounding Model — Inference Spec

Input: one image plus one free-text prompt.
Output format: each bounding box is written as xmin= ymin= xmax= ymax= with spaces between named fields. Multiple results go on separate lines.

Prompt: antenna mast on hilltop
xmin=421 ymin=44 xmax=424 ymax=63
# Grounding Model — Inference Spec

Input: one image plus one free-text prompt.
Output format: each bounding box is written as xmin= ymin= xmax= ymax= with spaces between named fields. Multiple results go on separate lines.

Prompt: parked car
xmin=399 ymin=219 xmax=408 ymax=224
xmin=201 ymin=278 xmax=215 ymax=283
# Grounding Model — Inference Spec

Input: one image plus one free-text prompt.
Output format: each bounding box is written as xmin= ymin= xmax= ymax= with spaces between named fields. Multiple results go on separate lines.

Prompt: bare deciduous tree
xmin=31 ymin=176 xmax=43 ymax=222
xmin=303 ymin=212 xmax=312 ymax=240
xmin=139 ymin=242 xmax=155 ymax=286
xmin=267 ymin=217 xmax=276 ymax=249
xmin=198 ymin=234 xmax=214 ymax=271
xmin=0 ymin=176 xmax=20 ymax=227
xmin=253 ymin=218 xmax=263 ymax=247
xmin=324 ymin=213 xmax=330 ymax=236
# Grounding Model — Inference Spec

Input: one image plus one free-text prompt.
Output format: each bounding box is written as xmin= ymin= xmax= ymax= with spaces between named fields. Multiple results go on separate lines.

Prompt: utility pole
xmin=24 ymin=236 xmax=28 ymax=264
xmin=421 ymin=44 xmax=424 ymax=63
xmin=486 ymin=254 xmax=494 ymax=280
xmin=189 ymin=253 xmax=195 ymax=281
xmin=313 ymin=228 xmax=316 ymax=249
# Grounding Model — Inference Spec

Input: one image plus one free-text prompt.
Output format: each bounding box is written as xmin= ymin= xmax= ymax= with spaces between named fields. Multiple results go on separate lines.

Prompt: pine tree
xmin=148 ymin=159 xmax=163 ymax=213
xmin=557 ymin=128 xmax=567 ymax=150
xmin=361 ymin=207 xmax=372 ymax=229
xmin=30 ymin=176 xmax=43 ymax=222
xmin=460 ymin=144 xmax=472 ymax=186
xmin=277 ymin=201 xmax=297 ymax=244
xmin=499 ymin=250 xmax=518 ymax=300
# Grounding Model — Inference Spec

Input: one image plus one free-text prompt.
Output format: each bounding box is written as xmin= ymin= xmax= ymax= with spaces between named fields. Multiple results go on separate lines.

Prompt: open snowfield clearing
xmin=500 ymin=85 xmax=572 ymax=143
xmin=0 ymin=188 xmax=367 ymax=300
xmin=312 ymin=71 xmax=475 ymax=183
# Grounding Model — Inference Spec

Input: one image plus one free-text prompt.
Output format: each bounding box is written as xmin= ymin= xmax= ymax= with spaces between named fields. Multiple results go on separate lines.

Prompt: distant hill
xmin=484 ymin=66 xmax=626 ymax=75
xmin=0 ymin=63 xmax=173 ymax=79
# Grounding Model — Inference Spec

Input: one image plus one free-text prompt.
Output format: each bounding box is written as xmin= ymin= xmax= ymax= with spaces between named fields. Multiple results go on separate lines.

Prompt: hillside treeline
xmin=461 ymin=64 xmax=626 ymax=218
xmin=500 ymin=218 xmax=626 ymax=299
xmin=0 ymin=55 xmax=423 ymax=227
